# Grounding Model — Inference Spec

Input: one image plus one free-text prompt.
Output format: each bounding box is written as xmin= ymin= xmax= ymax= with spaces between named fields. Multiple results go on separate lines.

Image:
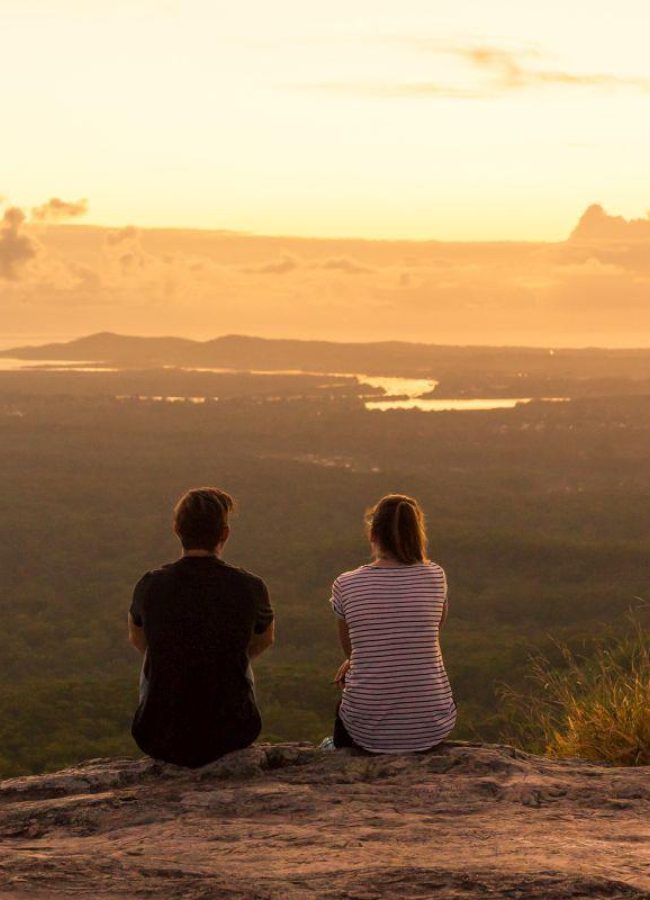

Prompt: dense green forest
xmin=0 ymin=360 xmax=648 ymax=776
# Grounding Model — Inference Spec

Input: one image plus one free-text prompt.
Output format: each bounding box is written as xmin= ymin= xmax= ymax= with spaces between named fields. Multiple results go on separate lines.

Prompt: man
xmin=128 ymin=487 xmax=274 ymax=767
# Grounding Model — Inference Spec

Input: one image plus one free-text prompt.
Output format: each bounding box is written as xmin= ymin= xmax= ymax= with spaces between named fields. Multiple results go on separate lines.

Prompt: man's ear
xmin=221 ymin=524 xmax=231 ymax=545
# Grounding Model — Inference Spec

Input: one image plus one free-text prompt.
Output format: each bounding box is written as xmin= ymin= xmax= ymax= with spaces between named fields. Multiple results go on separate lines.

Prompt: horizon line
xmin=24 ymin=220 xmax=569 ymax=246
xmin=5 ymin=330 xmax=650 ymax=355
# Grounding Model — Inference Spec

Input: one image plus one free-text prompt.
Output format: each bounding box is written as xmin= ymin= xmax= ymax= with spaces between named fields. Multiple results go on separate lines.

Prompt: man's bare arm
xmin=249 ymin=620 xmax=275 ymax=659
xmin=128 ymin=612 xmax=147 ymax=655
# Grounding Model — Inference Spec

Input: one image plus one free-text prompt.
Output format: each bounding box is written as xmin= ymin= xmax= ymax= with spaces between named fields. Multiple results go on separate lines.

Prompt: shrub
xmin=501 ymin=608 xmax=650 ymax=766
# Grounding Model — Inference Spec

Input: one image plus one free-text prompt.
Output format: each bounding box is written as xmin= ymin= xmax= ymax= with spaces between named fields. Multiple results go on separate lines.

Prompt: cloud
xmin=449 ymin=45 xmax=650 ymax=92
xmin=31 ymin=197 xmax=88 ymax=222
xmin=104 ymin=226 xmax=154 ymax=276
xmin=242 ymin=254 xmax=373 ymax=276
xmin=308 ymin=81 xmax=487 ymax=100
xmin=317 ymin=256 xmax=373 ymax=274
xmin=310 ymin=43 xmax=650 ymax=99
xmin=68 ymin=263 xmax=103 ymax=292
xmin=106 ymin=225 xmax=140 ymax=246
xmin=243 ymin=254 xmax=299 ymax=275
xmin=0 ymin=207 xmax=39 ymax=280
xmin=570 ymin=204 xmax=650 ymax=241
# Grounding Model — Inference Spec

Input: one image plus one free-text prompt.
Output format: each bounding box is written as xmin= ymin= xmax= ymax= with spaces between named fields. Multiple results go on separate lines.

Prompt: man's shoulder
xmin=134 ymin=561 xmax=177 ymax=587
xmin=220 ymin=562 xmax=267 ymax=592
xmin=145 ymin=560 xmax=177 ymax=577
xmin=135 ymin=559 xmax=267 ymax=594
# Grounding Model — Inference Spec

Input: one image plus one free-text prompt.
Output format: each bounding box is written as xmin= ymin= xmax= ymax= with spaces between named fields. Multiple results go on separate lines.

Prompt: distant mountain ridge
xmin=3 ymin=332 xmax=650 ymax=378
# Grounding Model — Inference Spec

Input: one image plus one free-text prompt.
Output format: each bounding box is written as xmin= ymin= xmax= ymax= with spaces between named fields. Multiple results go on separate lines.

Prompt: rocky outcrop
xmin=1 ymin=741 xmax=649 ymax=898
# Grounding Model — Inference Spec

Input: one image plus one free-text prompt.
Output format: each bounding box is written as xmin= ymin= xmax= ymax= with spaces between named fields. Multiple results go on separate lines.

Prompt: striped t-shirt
xmin=330 ymin=562 xmax=456 ymax=754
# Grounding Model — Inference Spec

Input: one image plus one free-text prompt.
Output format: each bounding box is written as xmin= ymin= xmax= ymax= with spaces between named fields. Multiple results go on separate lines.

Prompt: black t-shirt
xmin=130 ymin=555 xmax=274 ymax=768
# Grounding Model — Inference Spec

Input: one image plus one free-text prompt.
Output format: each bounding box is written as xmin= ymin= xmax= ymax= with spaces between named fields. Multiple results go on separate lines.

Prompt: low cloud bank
xmin=0 ymin=207 xmax=39 ymax=280
xmin=570 ymin=204 xmax=650 ymax=241
xmin=2 ymin=199 xmax=649 ymax=345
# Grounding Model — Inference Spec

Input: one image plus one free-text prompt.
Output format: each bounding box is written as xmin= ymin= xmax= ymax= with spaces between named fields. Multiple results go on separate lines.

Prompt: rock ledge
xmin=1 ymin=741 xmax=649 ymax=898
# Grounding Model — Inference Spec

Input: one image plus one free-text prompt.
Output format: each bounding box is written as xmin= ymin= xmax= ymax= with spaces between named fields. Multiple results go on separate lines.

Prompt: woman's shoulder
xmin=335 ymin=561 xmax=446 ymax=584
xmin=333 ymin=565 xmax=373 ymax=587
xmin=424 ymin=560 xmax=447 ymax=583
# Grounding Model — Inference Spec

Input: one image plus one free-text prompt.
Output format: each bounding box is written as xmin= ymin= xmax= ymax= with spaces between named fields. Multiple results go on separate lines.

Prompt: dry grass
xmin=502 ymin=609 xmax=650 ymax=766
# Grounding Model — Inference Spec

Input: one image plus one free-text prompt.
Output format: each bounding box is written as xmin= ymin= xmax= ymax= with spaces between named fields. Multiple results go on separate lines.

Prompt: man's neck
xmin=183 ymin=549 xmax=219 ymax=558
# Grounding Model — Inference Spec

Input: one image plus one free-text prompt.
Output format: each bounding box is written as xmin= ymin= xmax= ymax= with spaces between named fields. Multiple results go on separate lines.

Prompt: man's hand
xmin=333 ymin=658 xmax=350 ymax=688
xmin=128 ymin=613 xmax=147 ymax=655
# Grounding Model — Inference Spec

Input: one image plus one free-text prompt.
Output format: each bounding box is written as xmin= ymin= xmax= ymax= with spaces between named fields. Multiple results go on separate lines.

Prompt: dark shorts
xmin=333 ymin=709 xmax=357 ymax=748
xmin=333 ymin=704 xmax=372 ymax=754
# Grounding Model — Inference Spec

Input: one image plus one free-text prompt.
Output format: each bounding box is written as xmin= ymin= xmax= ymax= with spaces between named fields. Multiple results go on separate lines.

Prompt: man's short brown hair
xmin=173 ymin=487 xmax=234 ymax=551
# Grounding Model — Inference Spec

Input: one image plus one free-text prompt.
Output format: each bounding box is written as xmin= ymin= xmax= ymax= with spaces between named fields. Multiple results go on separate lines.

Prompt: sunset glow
xmin=2 ymin=0 xmax=650 ymax=241
xmin=3 ymin=8 xmax=650 ymax=889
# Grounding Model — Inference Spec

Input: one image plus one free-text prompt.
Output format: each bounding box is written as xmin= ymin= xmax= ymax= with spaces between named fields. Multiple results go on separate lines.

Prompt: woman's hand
xmin=333 ymin=658 xmax=350 ymax=688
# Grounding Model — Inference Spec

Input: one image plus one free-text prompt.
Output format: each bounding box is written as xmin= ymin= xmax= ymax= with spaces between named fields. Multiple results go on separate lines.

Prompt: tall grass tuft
xmin=501 ymin=608 xmax=650 ymax=766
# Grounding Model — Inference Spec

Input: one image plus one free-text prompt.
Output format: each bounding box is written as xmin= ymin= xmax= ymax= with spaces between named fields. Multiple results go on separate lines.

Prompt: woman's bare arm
xmin=337 ymin=618 xmax=352 ymax=657
xmin=333 ymin=619 xmax=353 ymax=687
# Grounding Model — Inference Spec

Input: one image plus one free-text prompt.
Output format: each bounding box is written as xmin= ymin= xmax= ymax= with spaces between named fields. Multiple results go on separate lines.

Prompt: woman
xmin=329 ymin=493 xmax=456 ymax=753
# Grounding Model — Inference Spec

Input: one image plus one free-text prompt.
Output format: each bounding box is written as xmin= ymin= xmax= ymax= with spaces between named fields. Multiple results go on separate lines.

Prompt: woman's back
xmin=331 ymin=561 xmax=456 ymax=753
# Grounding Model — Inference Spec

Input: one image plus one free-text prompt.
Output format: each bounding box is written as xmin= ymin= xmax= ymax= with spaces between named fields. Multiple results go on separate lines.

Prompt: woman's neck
xmin=372 ymin=553 xmax=404 ymax=567
xmin=370 ymin=548 xmax=427 ymax=567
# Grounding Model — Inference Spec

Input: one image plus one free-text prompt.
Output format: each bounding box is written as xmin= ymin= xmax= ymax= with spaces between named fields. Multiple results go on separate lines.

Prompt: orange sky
xmin=1 ymin=0 xmax=650 ymax=241
xmin=2 ymin=2 xmax=650 ymax=347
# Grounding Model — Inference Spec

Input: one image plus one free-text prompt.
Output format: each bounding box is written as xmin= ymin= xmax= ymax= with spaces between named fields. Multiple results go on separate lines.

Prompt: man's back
xmin=130 ymin=555 xmax=273 ymax=767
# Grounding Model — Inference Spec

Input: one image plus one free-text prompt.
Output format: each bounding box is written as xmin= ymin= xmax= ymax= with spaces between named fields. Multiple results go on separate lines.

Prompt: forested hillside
xmin=0 ymin=363 xmax=648 ymax=775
